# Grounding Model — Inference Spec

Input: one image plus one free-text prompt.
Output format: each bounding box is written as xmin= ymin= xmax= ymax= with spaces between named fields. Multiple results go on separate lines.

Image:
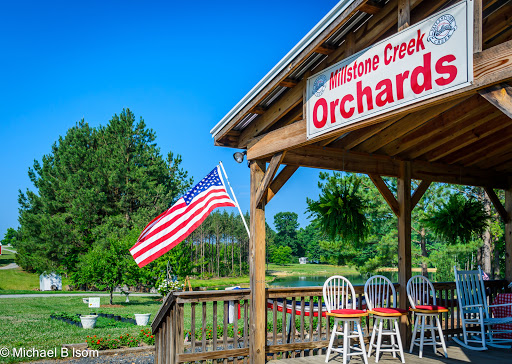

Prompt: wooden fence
xmin=152 ymin=280 xmax=510 ymax=364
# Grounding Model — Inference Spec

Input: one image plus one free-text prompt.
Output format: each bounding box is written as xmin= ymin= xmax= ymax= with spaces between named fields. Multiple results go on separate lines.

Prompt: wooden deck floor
xmin=267 ymin=343 xmax=511 ymax=364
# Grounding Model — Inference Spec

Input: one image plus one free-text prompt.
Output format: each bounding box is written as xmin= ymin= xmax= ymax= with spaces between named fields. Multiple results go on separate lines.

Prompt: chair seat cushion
xmin=371 ymin=307 xmax=408 ymax=316
xmin=328 ymin=309 xmax=368 ymax=317
xmin=412 ymin=305 xmax=449 ymax=313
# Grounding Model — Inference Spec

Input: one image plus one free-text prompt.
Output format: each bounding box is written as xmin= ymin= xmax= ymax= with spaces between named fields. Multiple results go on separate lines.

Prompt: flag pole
xmin=219 ymin=161 xmax=250 ymax=239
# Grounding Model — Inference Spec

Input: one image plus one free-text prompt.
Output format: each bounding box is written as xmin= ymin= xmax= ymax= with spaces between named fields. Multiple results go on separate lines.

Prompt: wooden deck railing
xmin=152 ymin=280 xmax=510 ymax=364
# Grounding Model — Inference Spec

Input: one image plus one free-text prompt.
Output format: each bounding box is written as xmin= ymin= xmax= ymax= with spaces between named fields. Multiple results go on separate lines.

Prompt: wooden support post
xmin=249 ymin=160 xmax=266 ymax=364
xmin=474 ymin=0 xmax=482 ymax=53
xmin=398 ymin=0 xmax=410 ymax=31
xmin=397 ymin=161 xmax=412 ymax=345
xmin=369 ymin=174 xmax=400 ymax=217
xmin=505 ymin=179 xmax=512 ymax=282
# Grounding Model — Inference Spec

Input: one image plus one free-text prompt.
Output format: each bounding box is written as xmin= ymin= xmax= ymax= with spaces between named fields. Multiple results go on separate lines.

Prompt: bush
xmin=139 ymin=328 xmax=155 ymax=345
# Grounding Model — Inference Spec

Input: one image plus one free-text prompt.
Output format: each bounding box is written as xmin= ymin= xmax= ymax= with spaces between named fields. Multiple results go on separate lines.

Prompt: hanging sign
xmin=306 ymin=0 xmax=473 ymax=140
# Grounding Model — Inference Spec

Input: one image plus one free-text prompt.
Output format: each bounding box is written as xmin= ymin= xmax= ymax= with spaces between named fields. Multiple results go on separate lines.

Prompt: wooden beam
xmin=314 ymin=44 xmax=336 ymax=55
xmin=249 ymin=160 xmax=266 ymax=364
xmin=278 ymin=145 xmax=508 ymax=188
xmin=246 ymin=40 xmax=512 ymax=161
xmin=355 ymin=98 xmax=459 ymax=154
xmin=411 ymin=180 xmax=431 ymax=209
xmin=369 ymin=174 xmax=400 ymax=217
xmin=484 ymin=186 xmax=509 ymax=222
xmin=266 ymin=165 xmax=299 ymax=204
xmin=401 ymin=105 xmax=501 ymax=160
xmin=255 ymin=152 xmax=285 ymax=205
xmin=397 ymin=161 xmax=412 ymax=345
xmin=238 ymin=78 xmax=304 ymax=148
xmin=479 ymin=83 xmax=512 ymax=119
xmin=397 ymin=0 xmax=410 ymax=31
xmin=506 ymin=179 xmax=512 ymax=282
xmin=279 ymin=78 xmax=299 ymax=88
xmin=379 ymin=95 xmax=477 ymax=156
xmin=332 ymin=117 xmax=399 ymax=150
xmin=421 ymin=113 xmax=511 ymax=162
xmin=251 ymin=106 xmax=266 ymax=115
xmin=474 ymin=0 xmax=482 ymax=53
xmin=359 ymin=0 xmax=384 ymax=15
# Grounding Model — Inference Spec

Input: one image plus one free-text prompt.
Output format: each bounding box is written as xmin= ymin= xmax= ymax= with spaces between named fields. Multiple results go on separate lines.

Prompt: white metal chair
xmin=453 ymin=266 xmax=512 ymax=350
xmin=365 ymin=275 xmax=407 ymax=363
xmin=323 ymin=275 xmax=368 ymax=364
xmin=407 ymin=275 xmax=448 ymax=358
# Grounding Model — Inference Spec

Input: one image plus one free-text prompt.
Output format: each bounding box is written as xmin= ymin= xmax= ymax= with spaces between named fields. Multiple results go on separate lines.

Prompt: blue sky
xmin=0 ymin=0 xmax=340 ymax=238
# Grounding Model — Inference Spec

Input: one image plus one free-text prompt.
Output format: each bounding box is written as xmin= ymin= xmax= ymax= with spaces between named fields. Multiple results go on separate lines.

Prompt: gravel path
xmin=0 ymin=262 xmax=19 ymax=270
xmin=32 ymin=352 xmax=154 ymax=364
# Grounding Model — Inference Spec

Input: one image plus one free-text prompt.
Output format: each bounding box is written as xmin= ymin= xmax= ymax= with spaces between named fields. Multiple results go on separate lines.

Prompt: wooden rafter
xmin=419 ymin=113 xmax=511 ymax=162
xmin=479 ymin=83 xmax=512 ymax=119
xmin=255 ymin=152 xmax=285 ymax=206
xmin=369 ymin=174 xmax=400 ymax=217
xmin=359 ymin=0 xmax=384 ymax=15
xmin=411 ymin=180 xmax=431 ymax=209
xmin=378 ymin=95 xmax=478 ymax=156
xmin=484 ymin=186 xmax=510 ymax=222
xmin=399 ymin=105 xmax=500 ymax=159
xmin=266 ymin=165 xmax=299 ymax=204
xmin=238 ymin=79 xmax=304 ymax=148
xmin=279 ymin=145 xmax=508 ymax=188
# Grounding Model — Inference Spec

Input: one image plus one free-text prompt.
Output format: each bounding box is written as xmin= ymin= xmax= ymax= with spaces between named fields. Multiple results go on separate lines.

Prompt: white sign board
xmin=307 ymin=0 xmax=473 ymax=139
xmin=88 ymin=297 xmax=100 ymax=308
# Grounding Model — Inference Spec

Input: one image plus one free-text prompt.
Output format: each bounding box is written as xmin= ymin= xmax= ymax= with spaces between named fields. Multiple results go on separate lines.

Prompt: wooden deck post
xmin=249 ymin=160 xmax=266 ymax=364
xmin=505 ymin=178 xmax=512 ymax=282
xmin=397 ymin=161 xmax=412 ymax=345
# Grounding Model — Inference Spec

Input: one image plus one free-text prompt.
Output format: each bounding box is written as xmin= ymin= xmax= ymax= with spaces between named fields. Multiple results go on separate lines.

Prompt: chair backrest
xmin=407 ymin=275 xmax=436 ymax=309
xmin=323 ymin=275 xmax=356 ymax=312
xmin=364 ymin=275 xmax=397 ymax=311
xmin=453 ymin=266 xmax=489 ymax=316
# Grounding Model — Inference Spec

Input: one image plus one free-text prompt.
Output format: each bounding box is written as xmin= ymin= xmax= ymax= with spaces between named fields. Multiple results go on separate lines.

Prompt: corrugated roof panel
xmin=262 ymin=86 xmax=287 ymax=108
xmin=233 ymin=113 xmax=258 ymax=131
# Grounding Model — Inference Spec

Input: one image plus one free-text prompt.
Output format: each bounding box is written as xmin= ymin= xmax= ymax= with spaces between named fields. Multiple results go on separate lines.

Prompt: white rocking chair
xmin=453 ymin=266 xmax=512 ymax=350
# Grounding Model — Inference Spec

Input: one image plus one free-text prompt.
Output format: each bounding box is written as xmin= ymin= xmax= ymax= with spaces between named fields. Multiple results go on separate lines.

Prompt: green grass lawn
xmin=266 ymin=263 xmax=358 ymax=277
xmin=0 ymin=268 xmax=72 ymax=292
xmin=0 ymin=251 xmax=16 ymax=267
xmin=0 ymin=295 xmax=161 ymax=363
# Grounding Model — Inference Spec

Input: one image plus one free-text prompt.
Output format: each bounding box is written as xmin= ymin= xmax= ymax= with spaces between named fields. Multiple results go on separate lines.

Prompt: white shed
xmin=39 ymin=272 xmax=62 ymax=291
xmin=299 ymin=257 xmax=308 ymax=264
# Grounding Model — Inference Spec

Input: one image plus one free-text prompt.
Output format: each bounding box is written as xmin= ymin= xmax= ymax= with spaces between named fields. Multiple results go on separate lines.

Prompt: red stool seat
xmin=411 ymin=305 xmax=449 ymax=313
xmin=328 ymin=308 xmax=368 ymax=317
xmin=371 ymin=307 xmax=409 ymax=316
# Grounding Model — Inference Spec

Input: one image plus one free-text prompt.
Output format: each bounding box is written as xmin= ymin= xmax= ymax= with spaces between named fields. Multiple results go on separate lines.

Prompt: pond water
xmin=269 ymin=271 xmax=435 ymax=287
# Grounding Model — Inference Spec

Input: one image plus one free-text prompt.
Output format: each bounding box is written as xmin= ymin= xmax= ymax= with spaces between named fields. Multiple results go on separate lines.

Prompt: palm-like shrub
xmin=423 ymin=193 xmax=489 ymax=245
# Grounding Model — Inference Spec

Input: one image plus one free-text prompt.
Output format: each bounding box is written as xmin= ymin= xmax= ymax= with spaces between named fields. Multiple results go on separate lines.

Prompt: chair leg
xmin=480 ymin=319 xmax=487 ymax=350
xmin=391 ymin=324 xmax=397 ymax=358
xmin=435 ymin=316 xmax=448 ymax=358
xmin=356 ymin=320 xmax=369 ymax=364
xmin=419 ymin=315 xmax=426 ymax=358
xmin=394 ymin=318 xmax=405 ymax=363
xmin=410 ymin=314 xmax=419 ymax=353
xmin=325 ymin=320 xmax=337 ymax=363
xmin=343 ymin=320 xmax=349 ymax=364
xmin=368 ymin=320 xmax=377 ymax=358
xmin=429 ymin=316 xmax=437 ymax=353
xmin=375 ymin=319 xmax=383 ymax=363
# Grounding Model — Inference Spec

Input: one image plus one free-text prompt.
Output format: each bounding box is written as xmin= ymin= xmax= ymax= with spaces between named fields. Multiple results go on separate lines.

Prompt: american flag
xmin=130 ymin=166 xmax=236 ymax=267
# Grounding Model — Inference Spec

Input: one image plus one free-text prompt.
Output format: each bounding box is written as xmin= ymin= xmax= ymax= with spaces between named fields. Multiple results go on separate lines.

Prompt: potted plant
xmin=134 ymin=314 xmax=151 ymax=326
xmin=80 ymin=315 xmax=98 ymax=329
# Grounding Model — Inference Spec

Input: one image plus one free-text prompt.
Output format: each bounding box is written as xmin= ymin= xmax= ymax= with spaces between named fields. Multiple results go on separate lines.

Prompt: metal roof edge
xmin=210 ymin=0 xmax=356 ymax=139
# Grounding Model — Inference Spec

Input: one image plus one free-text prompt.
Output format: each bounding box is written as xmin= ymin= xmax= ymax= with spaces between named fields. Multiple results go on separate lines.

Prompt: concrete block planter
xmin=134 ymin=313 xmax=151 ymax=326
xmin=80 ymin=315 xmax=98 ymax=329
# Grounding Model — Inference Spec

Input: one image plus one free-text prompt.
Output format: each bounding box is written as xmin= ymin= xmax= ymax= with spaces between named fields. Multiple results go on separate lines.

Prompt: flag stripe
xmin=129 ymin=165 xmax=236 ymax=268
xmin=131 ymin=189 xmax=232 ymax=256
xmin=134 ymin=198 xmax=235 ymax=267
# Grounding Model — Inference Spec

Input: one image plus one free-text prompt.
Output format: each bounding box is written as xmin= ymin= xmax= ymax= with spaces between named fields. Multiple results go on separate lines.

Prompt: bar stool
xmin=407 ymin=275 xmax=448 ymax=358
xmin=323 ymin=275 xmax=369 ymax=364
xmin=365 ymin=275 xmax=408 ymax=363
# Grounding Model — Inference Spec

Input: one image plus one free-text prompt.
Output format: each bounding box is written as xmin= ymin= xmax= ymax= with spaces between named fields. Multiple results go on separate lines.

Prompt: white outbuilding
xmin=39 ymin=272 xmax=62 ymax=291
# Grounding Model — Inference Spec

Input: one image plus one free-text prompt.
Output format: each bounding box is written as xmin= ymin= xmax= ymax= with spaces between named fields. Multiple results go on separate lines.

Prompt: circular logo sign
xmin=312 ymin=75 xmax=327 ymax=97
xmin=428 ymin=14 xmax=457 ymax=45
